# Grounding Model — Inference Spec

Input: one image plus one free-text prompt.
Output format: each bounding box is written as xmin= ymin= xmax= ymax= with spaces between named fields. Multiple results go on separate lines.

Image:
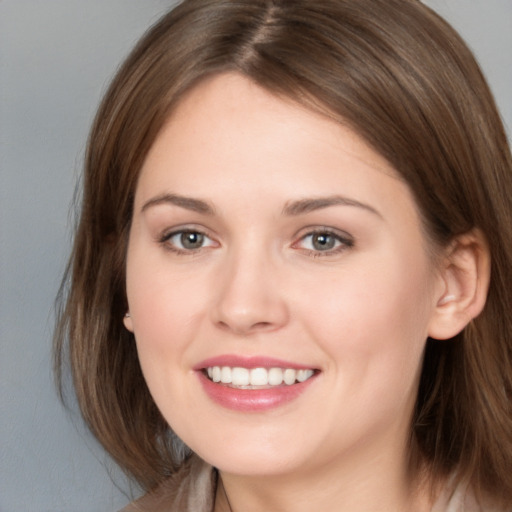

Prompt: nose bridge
xmin=211 ymin=236 xmax=288 ymax=335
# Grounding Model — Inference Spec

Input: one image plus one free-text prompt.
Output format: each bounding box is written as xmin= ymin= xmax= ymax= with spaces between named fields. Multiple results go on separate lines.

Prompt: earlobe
xmin=123 ymin=311 xmax=134 ymax=332
xmin=428 ymin=229 xmax=490 ymax=340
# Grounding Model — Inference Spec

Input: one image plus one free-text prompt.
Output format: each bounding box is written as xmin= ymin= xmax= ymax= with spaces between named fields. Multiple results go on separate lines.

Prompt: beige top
xmin=121 ymin=456 xmax=502 ymax=512
xmin=121 ymin=456 xmax=216 ymax=512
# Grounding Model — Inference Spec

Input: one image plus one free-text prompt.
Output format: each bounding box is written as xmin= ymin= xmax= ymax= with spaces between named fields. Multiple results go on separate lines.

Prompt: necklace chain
xmin=213 ymin=472 xmax=233 ymax=512
xmin=222 ymin=478 xmax=233 ymax=512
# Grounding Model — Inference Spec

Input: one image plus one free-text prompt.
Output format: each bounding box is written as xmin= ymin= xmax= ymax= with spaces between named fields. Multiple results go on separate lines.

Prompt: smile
xmin=196 ymin=357 xmax=319 ymax=412
xmin=205 ymin=366 xmax=315 ymax=388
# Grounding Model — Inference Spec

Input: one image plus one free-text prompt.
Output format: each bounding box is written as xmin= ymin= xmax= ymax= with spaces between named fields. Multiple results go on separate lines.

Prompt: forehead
xmin=136 ymin=72 xmax=402 ymax=199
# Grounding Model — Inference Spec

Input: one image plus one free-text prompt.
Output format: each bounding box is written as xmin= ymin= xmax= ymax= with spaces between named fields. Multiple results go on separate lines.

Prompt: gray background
xmin=1 ymin=1 xmax=510 ymax=511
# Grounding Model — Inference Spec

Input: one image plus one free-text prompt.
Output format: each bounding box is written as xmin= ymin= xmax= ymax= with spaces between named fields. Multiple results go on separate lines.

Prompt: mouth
xmin=203 ymin=366 xmax=316 ymax=389
xmin=196 ymin=357 xmax=319 ymax=411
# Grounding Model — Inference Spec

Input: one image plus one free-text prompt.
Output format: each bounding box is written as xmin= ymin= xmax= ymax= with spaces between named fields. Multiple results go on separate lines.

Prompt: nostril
xmin=252 ymin=321 xmax=273 ymax=330
xmin=215 ymin=319 xmax=274 ymax=335
xmin=216 ymin=321 xmax=230 ymax=331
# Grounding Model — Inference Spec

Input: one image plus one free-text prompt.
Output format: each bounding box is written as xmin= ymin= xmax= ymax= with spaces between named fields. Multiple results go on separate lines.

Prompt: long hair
xmin=54 ymin=0 xmax=512 ymax=502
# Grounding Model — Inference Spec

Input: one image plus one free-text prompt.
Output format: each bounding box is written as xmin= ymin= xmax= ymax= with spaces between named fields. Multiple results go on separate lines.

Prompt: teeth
xmin=231 ymin=367 xmax=250 ymax=386
xmin=205 ymin=366 xmax=314 ymax=387
xmin=250 ymin=368 xmax=268 ymax=386
xmin=268 ymin=367 xmax=283 ymax=386
xmin=220 ymin=366 xmax=231 ymax=384
xmin=297 ymin=369 xmax=311 ymax=382
xmin=283 ymin=368 xmax=296 ymax=385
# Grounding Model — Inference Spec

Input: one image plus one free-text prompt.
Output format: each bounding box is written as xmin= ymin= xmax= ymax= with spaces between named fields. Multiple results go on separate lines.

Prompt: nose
xmin=210 ymin=246 xmax=289 ymax=336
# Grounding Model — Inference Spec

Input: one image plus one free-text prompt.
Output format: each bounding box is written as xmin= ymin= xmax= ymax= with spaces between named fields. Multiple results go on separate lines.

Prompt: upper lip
xmin=193 ymin=355 xmax=317 ymax=371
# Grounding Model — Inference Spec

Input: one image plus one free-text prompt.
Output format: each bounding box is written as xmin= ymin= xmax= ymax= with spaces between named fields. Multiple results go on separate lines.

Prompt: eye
xmin=160 ymin=229 xmax=217 ymax=253
xmin=294 ymin=229 xmax=353 ymax=256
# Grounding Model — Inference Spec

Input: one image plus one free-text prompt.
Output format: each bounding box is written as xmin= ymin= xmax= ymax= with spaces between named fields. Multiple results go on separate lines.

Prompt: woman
xmin=54 ymin=0 xmax=512 ymax=510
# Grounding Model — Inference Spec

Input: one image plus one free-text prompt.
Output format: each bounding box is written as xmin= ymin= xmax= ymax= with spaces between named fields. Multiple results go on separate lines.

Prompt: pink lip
xmin=194 ymin=355 xmax=312 ymax=371
xmin=194 ymin=355 xmax=318 ymax=413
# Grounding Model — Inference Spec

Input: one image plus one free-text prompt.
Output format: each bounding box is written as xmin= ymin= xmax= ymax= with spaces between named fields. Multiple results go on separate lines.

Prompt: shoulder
xmin=119 ymin=455 xmax=216 ymax=512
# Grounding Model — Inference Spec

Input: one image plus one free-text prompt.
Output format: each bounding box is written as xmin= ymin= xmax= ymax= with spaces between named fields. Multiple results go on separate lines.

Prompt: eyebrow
xmin=141 ymin=193 xmax=215 ymax=215
xmin=141 ymin=192 xmax=381 ymax=219
xmin=282 ymin=195 xmax=382 ymax=218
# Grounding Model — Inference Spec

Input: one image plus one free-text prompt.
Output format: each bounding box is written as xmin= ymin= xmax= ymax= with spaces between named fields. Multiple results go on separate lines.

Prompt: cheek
xmin=125 ymin=248 xmax=207 ymax=370
xmin=300 ymin=250 xmax=434 ymax=382
xmin=125 ymin=259 xmax=209 ymax=427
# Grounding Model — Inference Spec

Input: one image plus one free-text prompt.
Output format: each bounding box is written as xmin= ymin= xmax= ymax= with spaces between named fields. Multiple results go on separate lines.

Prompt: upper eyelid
xmin=293 ymin=226 xmax=354 ymax=242
xmin=158 ymin=226 xmax=352 ymax=239
xmin=158 ymin=224 xmax=214 ymax=240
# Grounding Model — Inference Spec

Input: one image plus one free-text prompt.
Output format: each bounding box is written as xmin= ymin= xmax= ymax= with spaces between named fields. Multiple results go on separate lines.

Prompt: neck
xmin=214 ymin=442 xmax=433 ymax=512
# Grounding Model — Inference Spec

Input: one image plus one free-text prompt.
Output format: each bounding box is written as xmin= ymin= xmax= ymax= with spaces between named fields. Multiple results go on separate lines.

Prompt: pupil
xmin=313 ymin=233 xmax=335 ymax=250
xmin=181 ymin=232 xmax=204 ymax=249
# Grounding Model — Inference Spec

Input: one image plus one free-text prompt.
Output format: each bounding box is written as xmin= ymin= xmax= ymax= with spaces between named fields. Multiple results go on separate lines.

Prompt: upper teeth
xmin=206 ymin=366 xmax=314 ymax=387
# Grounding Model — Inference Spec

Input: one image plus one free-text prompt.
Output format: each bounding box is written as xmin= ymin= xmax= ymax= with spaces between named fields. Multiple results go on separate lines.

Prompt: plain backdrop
xmin=0 ymin=1 xmax=510 ymax=511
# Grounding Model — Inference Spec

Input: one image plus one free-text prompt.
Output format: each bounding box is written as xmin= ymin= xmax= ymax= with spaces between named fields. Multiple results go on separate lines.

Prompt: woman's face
xmin=124 ymin=73 xmax=443 ymax=479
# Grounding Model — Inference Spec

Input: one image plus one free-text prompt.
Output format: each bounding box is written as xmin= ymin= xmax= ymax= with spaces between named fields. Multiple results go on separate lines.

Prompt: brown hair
xmin=54 ymin=0 xmax=512 ymax=503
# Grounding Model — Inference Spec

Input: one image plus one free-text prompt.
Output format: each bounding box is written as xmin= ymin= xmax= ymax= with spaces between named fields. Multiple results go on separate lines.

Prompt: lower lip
xmin=197 ymin=371 xmax=317 ymax=412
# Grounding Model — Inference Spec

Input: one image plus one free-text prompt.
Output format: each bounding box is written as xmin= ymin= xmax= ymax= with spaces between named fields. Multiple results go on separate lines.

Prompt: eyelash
xmin=159 ymin=228 xmax=218 ymax=255
xmin=292 ymin=228 xmax=354 ymax=258
xmin=158 ymin=227 xmax=354 ymax=257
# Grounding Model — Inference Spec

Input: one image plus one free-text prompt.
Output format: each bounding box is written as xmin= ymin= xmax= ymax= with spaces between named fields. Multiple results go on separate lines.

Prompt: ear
xmin=428 ymin=229 xmax=490 ymax=340
xmin=123 ymin=312 xmax=134 ymax=332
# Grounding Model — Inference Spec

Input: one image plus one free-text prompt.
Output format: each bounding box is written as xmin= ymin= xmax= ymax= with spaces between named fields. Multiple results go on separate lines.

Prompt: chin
xmin=183 ymin=425 xmax=323 ymax=477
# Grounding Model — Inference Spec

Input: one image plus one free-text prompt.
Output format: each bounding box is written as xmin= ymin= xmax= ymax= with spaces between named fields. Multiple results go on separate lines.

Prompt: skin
xmin=123 ymin=73 xmax=479 ymax=511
